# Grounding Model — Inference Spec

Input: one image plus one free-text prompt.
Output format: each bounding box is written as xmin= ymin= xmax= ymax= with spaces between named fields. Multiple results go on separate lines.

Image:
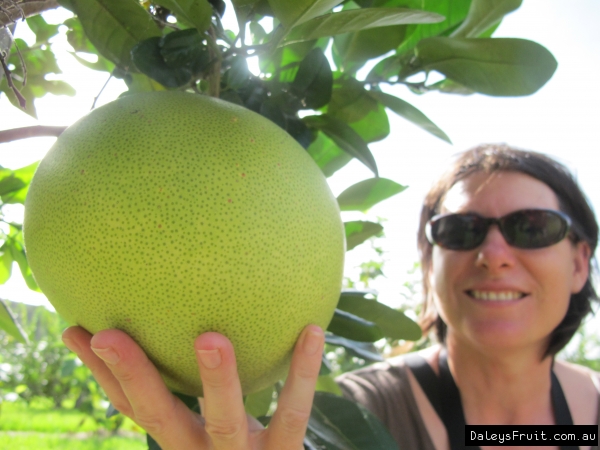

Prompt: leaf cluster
xmin=0 ymin=302 xmax=125 ymax=432
xmin=0 ymin=0 xmax=562 ymax=447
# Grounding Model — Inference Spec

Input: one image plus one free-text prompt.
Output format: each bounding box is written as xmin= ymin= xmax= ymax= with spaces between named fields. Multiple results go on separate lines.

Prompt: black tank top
xmin=404 ymin=350 xmax=576 ymax=450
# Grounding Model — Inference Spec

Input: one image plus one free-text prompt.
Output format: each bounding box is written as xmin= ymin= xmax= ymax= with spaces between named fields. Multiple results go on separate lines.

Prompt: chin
xmin=461 ymin=322 xmax=544 ymax=351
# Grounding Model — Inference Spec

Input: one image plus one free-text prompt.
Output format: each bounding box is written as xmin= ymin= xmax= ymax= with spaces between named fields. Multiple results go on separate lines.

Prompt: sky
xmin=1 ymin=0 xmax=600 ymax=314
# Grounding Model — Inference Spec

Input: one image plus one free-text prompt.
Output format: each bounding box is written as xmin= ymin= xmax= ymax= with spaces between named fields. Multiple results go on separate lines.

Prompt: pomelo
xmin=23 ymin=91 xmax=345 ymax=396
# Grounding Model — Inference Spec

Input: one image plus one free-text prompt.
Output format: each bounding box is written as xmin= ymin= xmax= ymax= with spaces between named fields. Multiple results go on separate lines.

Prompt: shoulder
xmin=554 ymin=359 xmax=600 ymax=392
xmin=553 ymin=359 xmax=599 ymax=425
xmin=336 ymin=355 xmax=412 ymax=398
xmin=335 ymin=352 xmax=425 ymax=415
xmin=335 ymin=346 xmax=442 ymax=406
xmin=335 ymin=353 xmax=438 ymax=450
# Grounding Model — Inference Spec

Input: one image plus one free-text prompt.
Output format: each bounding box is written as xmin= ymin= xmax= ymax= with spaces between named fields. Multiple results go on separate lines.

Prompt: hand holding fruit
xmin=62 ymin=324 xmax=324 ymax=450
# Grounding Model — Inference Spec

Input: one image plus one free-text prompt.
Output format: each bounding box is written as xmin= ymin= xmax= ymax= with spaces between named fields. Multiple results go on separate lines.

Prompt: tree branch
xmin=0 ymin=125 xmax=66 ymax=143
xmin=0 ymin=0 xmax=60 ymax=28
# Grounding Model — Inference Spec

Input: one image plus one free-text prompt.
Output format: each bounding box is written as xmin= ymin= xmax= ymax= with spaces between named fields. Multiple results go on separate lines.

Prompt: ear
xmin=570 ymin=240 xmax=591 ymax=294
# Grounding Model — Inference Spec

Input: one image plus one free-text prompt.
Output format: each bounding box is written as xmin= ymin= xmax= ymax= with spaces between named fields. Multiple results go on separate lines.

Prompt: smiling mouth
xmin=466 ymin=290 xmax=527 ymax=301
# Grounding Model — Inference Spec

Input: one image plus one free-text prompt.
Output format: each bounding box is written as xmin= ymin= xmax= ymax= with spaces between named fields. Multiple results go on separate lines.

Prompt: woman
xmin=62 ymin=143 xmax=600 ymax=449
xmin=337 ymin=143 xmax=600 ymax=449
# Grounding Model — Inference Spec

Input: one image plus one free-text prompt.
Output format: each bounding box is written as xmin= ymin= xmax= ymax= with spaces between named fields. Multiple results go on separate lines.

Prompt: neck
xmin=445 ymin=334 xmax=556 ymax=425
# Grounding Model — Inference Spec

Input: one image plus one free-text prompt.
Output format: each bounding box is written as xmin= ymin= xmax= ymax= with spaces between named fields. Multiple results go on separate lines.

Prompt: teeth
xmin=470 ymin=291 xmax=524 ymax=301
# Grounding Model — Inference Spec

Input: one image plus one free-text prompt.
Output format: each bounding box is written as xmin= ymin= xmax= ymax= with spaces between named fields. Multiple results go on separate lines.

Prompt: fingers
xmin=195 ymin=332 xmax=249 ymax=450
xmin=64 ymin=327 xmax=207 ymax=450
xmin=267 ymin=325 xmax=324 ymax=450
xmin=62 ymin=326 xmax=129 ymax=412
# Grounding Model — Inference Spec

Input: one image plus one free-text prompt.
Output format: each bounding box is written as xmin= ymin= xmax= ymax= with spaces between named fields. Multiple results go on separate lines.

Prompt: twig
xmin=13 ymin=37 xmax=25 ymax=86
xmin=206 ymin=25 xmax=221 ymax=98
xmin=0 ymin=125 xmax=67 ymax=143
xmin=91 ymin=72 xmax=113 ymax=110
xmin=0 ymin=49 xmax=25 ymax=108
xmin=0 ymin=0 xmax=60 ymax=28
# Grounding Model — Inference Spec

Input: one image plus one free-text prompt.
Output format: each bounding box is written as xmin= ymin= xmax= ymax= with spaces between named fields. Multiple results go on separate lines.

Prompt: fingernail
xmin=303 ymin=328 xmax=323 ymax=356
xmin=197 ymin=349 xmax=222 ymax=369
xmin=63 ymin=337 xmax=80 ymax=354
xmin=91 ymin=346 xmax=120 ymax=365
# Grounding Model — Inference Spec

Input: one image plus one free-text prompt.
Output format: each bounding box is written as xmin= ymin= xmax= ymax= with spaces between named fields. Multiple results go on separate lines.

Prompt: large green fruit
xmin=23 ymin=91 xmax=345 ymax=396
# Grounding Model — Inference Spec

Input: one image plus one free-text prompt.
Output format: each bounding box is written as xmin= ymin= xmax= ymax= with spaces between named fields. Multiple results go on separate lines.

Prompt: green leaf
xmin=59 ymin=0 xmax=75 ymax=10
xmin=412 ymin=37 xmax=558 ymax=96
xmin=8 ymin=229 xmax=40 ymax=292
xmin=325 ymin=334 xmax=383 ymax=362
xmin=337 ymin=293 xmax=422 ymax=341
xmin=0 ymin=170 xmax=25 ymax=197
xmin=312 ymin=392 xmax=399 ymax=450
xmin=344 ymin=220 xmax=383 ymax=251
xmin=283 ymin=7 xmax=443 ymax=45
xmin=349 ymin=102 xmax=390 ymax=143
xmin=364 ymin=54 xmax=402 ymax=83
xmin=333 ymin=25 xmax=406 ymax=73
xmin=231 ymin=0 xmax=260 ymax=9
xmin=249 ymin=21 xmax=268 ymax=45
xmin=146 ymin=433 xmax=162 ymax=450
xmin=121 ymin=72 xmax=168 ymax=93
xmin=0 ymin=248 xmax=13 ymax=285
xmin=232 ymin=0 xmax=262 ymax=16
xmin=154 ymin=0 xmax=213 ymax=32
xmin=244 ymin=384 xmax=274 ymax=417
xmin=306 ymin=132 xmax=353 ymax=177
xmin=291 ymin=47 xmax=333 ymax=109
xmin=260 ymin=39 xmax=325 ymax=82
xmin=0 ymin=298 xmax=28 ymax=344
xmin=316 ymin=374 xmax=343 ymax=395
xmin=26 ymin=15 xmax=60 ymax=44
xmin=106 ymin=403 xmax=120 ymax=418
xmin=451 ymin=0 xmax=522 ymax=38
xmin=37 ymin=80 xmax=77 ymax=97
xmin=57 ymin=0 xmax=161 ymax=70
xmin=173 ymin=392 xmax=201 ymax=413
xmin=396 ymin=0 xmax=472 ymax=55
xmin=0 ymin=38 xmax=74 ymax=117
xmin=268 ymin=0 xmax=344 ymax=29
xmin=328 ymin=309 xmax=384 ymax=342
xmin=226 ymin=55 xmax=251 ymax=89
xmin=160 ymin=28 xmax=207 ymax=67
xmin=328 ymin=77 xmax=378 ymax=124
xmin=63 ymin=17 xmax=117 ymax=72
xmin=320 ymin=354 xmax=332 ymax=375
xmin=131 ymin=37 xmax=193 ymax=88
xmin=307 ymin=402 xmax=358 ymax=450
xmin=0 ymin=162 xmax=40 ymax=205
xmin=427 ymin=77 xmax=474 ymax=95
xmin=369 ymin=91 xmax=451 ymax=143
xmin=304 ymin=115 xmax=378 ymax=176
xmin=337 ymin=178 xmax=406 ymax=212
xmin=64 ymin=17 xmax=95 ymax=54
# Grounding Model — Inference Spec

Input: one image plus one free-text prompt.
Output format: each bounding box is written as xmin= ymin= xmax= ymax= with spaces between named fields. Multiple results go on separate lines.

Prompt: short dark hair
xmin=417 ymin=143 xmax=598 ymax=357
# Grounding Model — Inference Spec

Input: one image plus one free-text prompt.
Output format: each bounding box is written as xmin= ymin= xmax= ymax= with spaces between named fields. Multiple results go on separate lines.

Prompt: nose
xmin=474 ymin=224 xmax=516 ymax=271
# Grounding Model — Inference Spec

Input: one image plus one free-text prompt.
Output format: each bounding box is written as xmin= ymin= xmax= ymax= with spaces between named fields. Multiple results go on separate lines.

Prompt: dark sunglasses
xmin=426 ymin=209 xmax=572 ymax=250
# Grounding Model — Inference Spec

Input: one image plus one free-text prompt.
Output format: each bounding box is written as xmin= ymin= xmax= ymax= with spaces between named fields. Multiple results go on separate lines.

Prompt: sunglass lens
xmin=502 ymin=210 xmax=568 ymax=248
xmin=432 ymin=214 xmax=487 ymax=250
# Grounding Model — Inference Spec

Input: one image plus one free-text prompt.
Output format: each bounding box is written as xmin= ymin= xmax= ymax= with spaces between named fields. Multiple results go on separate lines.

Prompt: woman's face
xmin=429 ymin=171 xmax=590 ymax=354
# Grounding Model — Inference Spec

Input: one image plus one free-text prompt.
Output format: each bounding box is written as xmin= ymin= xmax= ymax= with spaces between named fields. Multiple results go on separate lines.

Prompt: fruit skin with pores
xmin=23 ymin=91 xmax=345 ymax=396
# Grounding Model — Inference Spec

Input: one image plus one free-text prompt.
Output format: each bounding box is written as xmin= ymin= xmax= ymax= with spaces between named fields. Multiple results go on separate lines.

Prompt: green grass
xmin=0 ymin=433 xmax=147 ymax=449
xmin=0 ymin=400 xmax=143 ymax=432
xmin=1 ymin=401 xmax=101 ymax=432
xmin=0 ymin=400 xmax=147 ymax=449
